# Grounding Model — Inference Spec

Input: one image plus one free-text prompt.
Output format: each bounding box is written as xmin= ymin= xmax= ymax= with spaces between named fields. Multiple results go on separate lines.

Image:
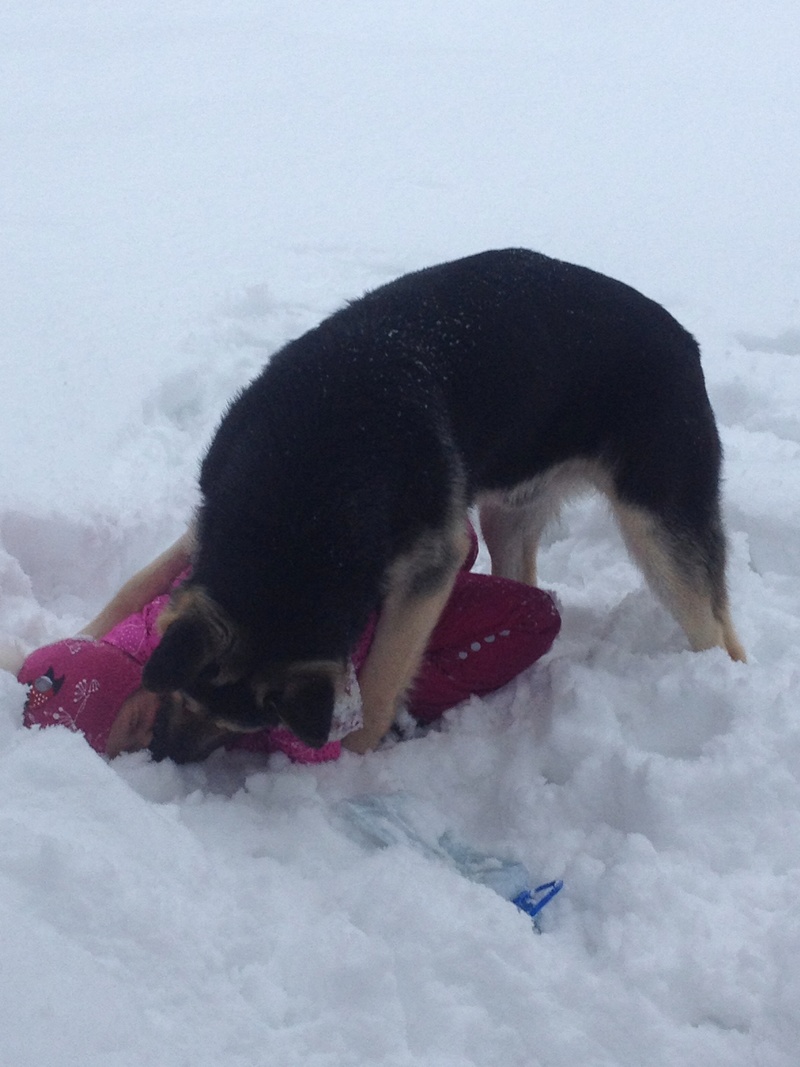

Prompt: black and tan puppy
xmin=142 ymin=249 xmax=744 ymax=762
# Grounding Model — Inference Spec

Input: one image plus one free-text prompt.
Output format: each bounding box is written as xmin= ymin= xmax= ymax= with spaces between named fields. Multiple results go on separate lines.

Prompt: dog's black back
xmin=198 ymin=249 xmax=719 ymax=630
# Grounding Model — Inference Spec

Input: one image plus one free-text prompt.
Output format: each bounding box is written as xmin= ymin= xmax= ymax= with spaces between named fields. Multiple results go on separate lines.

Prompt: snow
xmin=1 ymin=2 xmax=799 ymax=1063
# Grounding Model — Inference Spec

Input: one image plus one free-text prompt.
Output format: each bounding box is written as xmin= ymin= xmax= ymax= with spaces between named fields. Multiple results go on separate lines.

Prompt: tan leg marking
xmin=342 ymin=527 xmax=471 ymax=754
xmin=613 ymin=503 xmax=745 ymax=662
xmin=479 ymin=500 xmax=542 ymax=585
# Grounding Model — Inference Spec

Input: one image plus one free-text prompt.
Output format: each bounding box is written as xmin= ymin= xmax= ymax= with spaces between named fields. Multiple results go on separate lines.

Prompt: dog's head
xmin=142 ymin=585 xmax=345 ymax=762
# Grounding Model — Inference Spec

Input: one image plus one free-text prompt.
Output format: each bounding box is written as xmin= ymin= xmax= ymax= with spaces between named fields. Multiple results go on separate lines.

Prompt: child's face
xmin=105 ymin=687 xmax=161 ymax=758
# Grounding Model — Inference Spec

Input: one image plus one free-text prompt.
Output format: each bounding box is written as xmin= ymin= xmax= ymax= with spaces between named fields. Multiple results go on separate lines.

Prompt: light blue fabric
xmin=336 ymin=793 xmax=562 ymax=928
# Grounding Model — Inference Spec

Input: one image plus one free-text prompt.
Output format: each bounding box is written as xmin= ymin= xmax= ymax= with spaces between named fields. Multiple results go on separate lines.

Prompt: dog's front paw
xmin=341 ymin=725 xmax=385 ymax=754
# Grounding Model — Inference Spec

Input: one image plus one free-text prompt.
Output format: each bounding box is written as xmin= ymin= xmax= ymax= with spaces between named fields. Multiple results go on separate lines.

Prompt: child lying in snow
xmin=17 ymin=523 xmax=560 ymax=762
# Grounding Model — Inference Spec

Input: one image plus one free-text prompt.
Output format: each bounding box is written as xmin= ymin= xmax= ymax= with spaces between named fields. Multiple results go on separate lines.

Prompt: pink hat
xmin=18 ymin=637 xmax=143 ymax=754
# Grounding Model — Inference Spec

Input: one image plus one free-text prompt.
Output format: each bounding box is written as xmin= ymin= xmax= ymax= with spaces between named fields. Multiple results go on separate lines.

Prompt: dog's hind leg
xmin=342 ymin=525 xmax=472 ymax=754
xmin=611 ymin=499 xmax=745 ymax=662
xmin=479 ymin=495 xmax=557 ymax=587
xmin=480 ymin=465 xmax=581 ymax=586
xmin=480 ymin=500 xmax=540 ymax=585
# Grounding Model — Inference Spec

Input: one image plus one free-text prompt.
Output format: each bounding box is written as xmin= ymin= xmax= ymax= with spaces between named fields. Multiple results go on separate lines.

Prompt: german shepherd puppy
xmin=143 ymin=249 xmax=744 ymax=762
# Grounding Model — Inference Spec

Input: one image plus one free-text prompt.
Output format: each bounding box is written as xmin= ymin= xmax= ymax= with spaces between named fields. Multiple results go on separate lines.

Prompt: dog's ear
xmin=279 ymin=670 xmax=336 ymax=749
xmin=143 ymin=586 xmax=238 ymax=692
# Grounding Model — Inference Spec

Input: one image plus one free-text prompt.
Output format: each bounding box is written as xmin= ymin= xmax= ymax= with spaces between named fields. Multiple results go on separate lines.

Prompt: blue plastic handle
xmin=511 ymin=880 xmax=564 ymax=922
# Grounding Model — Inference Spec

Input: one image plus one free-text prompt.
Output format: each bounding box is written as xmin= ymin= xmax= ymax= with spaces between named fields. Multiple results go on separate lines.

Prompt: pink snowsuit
xmin=102 ymin=524 xmax=560 ymax=762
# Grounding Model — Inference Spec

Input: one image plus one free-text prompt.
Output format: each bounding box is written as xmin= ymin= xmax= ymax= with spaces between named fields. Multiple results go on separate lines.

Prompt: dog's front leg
xmin=342 ymin=528 xmax=470 ymax=754
xmin=341 ymin=580 xmax=459 ymax=753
